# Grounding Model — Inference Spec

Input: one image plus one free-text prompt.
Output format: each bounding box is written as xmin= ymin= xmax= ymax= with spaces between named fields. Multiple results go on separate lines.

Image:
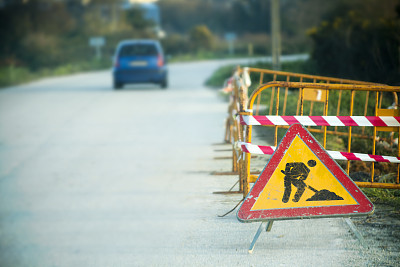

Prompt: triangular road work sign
xmin=237 ymin=124 xmax=374 ymax=222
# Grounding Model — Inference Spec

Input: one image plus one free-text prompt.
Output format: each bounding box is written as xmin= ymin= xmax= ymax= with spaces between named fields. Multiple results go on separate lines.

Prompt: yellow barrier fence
xmin=221 ymin=68 xmax=396 ymax=195
xmin=239 ymin=82 xmax=400 ymax=197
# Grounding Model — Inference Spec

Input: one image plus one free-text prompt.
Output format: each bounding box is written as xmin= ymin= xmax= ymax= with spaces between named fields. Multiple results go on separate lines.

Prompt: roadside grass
xmin=0 ymin=53 xmax=261 ymax=88
xmin=207 ymin=59 xmax=400 ymax=209
xmin=362 ymin=188 xmax=400 ymax=210
xmin=0 ymin=59 xmax=111 ymax=88
xmin=205 ymin=60 xmax=315 ymax=88
xmin=169 ymin=52 xmax=255 ymax=63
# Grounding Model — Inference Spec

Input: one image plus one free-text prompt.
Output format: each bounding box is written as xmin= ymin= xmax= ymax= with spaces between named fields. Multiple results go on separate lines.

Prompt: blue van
xmin=112 ymin=40 xmax=168 ymax=89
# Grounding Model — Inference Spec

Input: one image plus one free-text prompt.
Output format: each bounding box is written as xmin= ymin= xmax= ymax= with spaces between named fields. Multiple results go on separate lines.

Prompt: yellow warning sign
xmin=238 ymin=124 xmax=374 ymax=222
xmin=251 ymin=135 xmax=358 ymax=211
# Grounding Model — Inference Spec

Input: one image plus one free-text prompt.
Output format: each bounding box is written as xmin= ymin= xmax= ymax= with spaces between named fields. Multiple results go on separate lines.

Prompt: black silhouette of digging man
xmin=281 ymin=159 xmax=343 ymax=203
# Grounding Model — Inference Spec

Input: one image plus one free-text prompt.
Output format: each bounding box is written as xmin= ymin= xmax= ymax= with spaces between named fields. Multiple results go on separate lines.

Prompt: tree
xmin=308 ymin=0 xmax=400 ymax=85
xmin=189 ymin=25 xmax=215 ymax=52
xmin=0 ymin=0 xmax=76 ymax=69
xmin=125 ymin=6 xmax=155 ymax=30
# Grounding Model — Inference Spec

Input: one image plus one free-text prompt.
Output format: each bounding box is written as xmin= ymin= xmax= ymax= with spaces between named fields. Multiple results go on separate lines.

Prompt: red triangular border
xmin=237 ymin=124 xmax=374 ymax=222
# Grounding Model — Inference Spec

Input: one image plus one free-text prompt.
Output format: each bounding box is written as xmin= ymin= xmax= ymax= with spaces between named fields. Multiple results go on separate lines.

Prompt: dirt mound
xmin=306 ymin=189 xmax=344 ymax=201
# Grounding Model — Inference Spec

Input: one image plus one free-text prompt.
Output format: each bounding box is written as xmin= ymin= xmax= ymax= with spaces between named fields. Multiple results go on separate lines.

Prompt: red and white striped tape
xmin=238 ymin=142 xmax=400 ymax=163
xmin=239 ymin=115 xmax=400 ymax=127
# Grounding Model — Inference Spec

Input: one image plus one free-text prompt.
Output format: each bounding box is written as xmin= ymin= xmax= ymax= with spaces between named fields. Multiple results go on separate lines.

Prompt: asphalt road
xmin=0 ymin=58 xmax=372 ymax=266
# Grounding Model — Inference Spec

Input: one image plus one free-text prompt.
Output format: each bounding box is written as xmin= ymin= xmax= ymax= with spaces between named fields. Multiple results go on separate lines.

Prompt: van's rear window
xmin=119 ymin=44 xmax=158 ymax=56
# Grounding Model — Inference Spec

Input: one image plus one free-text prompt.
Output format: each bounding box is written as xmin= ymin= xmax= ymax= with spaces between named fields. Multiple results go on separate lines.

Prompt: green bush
xmin=205 ymin=65 xmax=237 ymax=87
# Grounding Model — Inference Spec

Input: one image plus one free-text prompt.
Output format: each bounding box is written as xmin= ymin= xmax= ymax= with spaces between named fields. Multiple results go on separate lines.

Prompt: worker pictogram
xmin=237 ymin=124 xmax=374 ymax=222
xmin=282 ymin=160 xmax=316 ymax=203
xmin=281 ymin=159 xmax=344 ymax=203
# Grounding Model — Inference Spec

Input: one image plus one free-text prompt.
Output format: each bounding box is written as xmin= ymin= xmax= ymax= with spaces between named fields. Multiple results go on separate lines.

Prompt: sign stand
xmin=247 ymin=218 xmax=367 ymax=253
xmin=248 ymin=221 xmax=274 ymax=253
xmin=237 ymin=124 xmax=374 ymax=252
xmin=343 ymin=218 xmax=366 ymax=247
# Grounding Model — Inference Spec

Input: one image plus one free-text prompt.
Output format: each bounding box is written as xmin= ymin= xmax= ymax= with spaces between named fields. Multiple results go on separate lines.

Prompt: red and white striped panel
xmin=239 ymin=115 xmax=400 ymax=127
xmin=238 ymin=142 xmax=400 ymax=163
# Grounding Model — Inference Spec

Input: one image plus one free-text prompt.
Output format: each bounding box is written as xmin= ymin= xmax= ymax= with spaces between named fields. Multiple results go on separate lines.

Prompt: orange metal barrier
xmin=222 ymin=68 xmax=394 ymax=193
xmin=222 ymin=71 xmax=244 ymax=173
xmin=240 ymin=82 xmax=400 ymax=197
xmin=239 ymin=67 xmax=381 ymax=118
xmin=221 ymin=68 xmax=399 ymax=195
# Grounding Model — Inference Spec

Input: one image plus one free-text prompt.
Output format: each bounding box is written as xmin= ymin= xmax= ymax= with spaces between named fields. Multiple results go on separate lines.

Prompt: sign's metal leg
xmin=265 ymin=220 xmax=274 ymax=232
xmin=248 ymin=221 xmax=274 ymax=253
xmin=248 ymin=222 xmax=266 ymax=254
xmin=343 ymin=218 xmax=366 ymax=247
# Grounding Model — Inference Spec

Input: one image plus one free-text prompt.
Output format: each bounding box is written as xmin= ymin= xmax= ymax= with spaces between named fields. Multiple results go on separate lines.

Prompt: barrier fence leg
xmin=224 ymin=118 xmax=231 ymax=143
xmin=239 ymin=152 xmax=244 ymax=193
xmin=266 ymin=220 xmax=274 ymax=232
xmin=232 ymin=143 xmax=238 ymax=172
xmin=248 ymin=221 xmax=274 ymax=254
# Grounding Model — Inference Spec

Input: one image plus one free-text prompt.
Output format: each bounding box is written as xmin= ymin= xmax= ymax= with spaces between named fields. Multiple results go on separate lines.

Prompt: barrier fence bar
xmin=238 ymin=115 xmax=400 ymax=127
xmin=238 ymin=142 xmax=400 ymax=163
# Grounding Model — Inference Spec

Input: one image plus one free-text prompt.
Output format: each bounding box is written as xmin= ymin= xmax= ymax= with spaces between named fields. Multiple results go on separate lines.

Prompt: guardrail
xmin=221 ymin=68 xmax=399 ymax=196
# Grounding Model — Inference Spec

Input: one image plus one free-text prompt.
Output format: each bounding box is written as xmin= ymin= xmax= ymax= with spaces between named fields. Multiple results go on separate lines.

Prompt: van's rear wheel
xmin=160 ymin=79 xmax=168 ymax=89
xmin=113 ymin=81 xmax=123 ymax=89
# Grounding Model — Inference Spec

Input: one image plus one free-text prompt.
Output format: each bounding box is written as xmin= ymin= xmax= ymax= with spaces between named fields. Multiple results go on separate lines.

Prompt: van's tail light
xmin=114 ymin=59 xmax=120 ymax=68
xmin=157 ymin=55 xmax=164 ymax=67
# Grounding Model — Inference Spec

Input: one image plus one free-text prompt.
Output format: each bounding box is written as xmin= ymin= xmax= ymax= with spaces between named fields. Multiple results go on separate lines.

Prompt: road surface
xmin=0 ymin=58 xmax=373 ymax=266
